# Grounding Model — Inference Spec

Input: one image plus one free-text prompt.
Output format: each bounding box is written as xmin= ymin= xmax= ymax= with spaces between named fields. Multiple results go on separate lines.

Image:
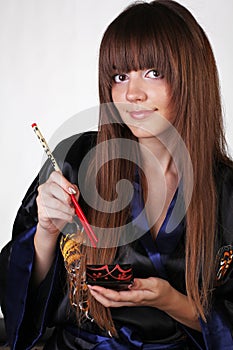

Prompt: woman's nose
xmin=126 ymin=78 xmax=147 ymax=103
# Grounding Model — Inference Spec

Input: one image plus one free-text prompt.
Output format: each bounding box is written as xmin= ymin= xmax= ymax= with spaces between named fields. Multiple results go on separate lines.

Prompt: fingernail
xmin=68 ymin=187 xmax=76 ymax=194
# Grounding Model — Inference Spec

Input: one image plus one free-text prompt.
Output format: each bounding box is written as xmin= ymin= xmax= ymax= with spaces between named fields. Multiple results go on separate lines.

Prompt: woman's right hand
xmin=36 ymin=171 xmax=79 ymax=236
xmin=33 ymin=171 xmax=79 ymax=284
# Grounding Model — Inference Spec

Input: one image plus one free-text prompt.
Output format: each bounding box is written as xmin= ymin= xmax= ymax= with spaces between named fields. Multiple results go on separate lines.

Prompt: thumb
xmin=130 ymin=278 xmax=144 ymax=290
xmin=67 ymin=184 xmax=80 ymax=199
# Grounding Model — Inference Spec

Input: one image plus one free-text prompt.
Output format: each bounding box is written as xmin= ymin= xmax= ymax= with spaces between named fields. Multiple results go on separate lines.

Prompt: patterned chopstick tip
xmin=31 ymin=123 xmax=60 ymax=171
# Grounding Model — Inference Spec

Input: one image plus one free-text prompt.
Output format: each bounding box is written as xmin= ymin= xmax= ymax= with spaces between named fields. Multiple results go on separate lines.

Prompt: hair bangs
xmin=99 ymin=3 xmax=180 ymax=93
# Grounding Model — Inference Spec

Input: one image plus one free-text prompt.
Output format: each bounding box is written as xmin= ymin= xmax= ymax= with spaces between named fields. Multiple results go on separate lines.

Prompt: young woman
xmin=1 ymin=1 xmax=233 ymax=349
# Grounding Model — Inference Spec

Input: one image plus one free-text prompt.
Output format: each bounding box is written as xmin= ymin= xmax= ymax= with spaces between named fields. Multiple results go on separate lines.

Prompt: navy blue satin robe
xmin=1 ymin=132 xmax=233 ymax=349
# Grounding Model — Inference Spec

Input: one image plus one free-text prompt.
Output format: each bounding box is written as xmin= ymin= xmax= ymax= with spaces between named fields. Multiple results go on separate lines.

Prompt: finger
xmin=130 ymin=278 xmax=145 ymax=290
xmin=42 ymin=208 xmax=74 ymax=222
xmin=70 ymin=184 xmax=80 ymax=204
xmin=131 ymin=277 xmax=159 ymax=291
xmin=48 ymin=171 xmax=79 ymax=196
xmin=88 ymin=285 xmax=143 ymax=303
xmin=41 ymin=182 xmax=73 ymax=208
xmin=37 ymin=184 xmax=75 ymax=217
xmin=88 ymin=288 xmax=135 ymax=308
xmin=38 ymin=195 xmax=75 ymax=218
xmin=88 ymin=285 xmax=121 ymax=299
xmin=40 ymin=177 xmax=80 ymax=210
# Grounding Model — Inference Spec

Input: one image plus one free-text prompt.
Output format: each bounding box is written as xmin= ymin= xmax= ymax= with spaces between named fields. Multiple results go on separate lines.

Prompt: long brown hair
xmin=70 ymin=0 xmax=231 ymax=333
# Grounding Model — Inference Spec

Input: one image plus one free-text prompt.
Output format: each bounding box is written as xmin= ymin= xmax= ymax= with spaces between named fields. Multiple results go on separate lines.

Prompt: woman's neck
xmin=138 ymin=136 xmax=179 ymax=238
xmin=139 ymin=136 xmax=177 ymax=176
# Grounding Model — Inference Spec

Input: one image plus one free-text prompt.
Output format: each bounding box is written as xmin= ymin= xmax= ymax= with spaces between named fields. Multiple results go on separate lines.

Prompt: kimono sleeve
xmin=0 ymin=132 xmax=96 ymax=349
xmin=0 ymin=167 xmax=65 ymax=349
xmin=199 ymin=164 xmax=233 ymax=349
xmin=0 ymin=137 xmax=76 ymax=349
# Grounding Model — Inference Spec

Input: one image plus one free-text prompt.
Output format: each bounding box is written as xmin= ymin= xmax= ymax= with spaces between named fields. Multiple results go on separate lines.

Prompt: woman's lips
xmin=128 ymin=109 xmax=155 ymax=120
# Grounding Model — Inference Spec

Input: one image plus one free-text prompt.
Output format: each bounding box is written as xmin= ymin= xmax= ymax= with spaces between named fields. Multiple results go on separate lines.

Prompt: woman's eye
xmin=113 ymin=74 xmax=128 ymax=83
xmin=146 ymin=69 xmax=163 ymax=79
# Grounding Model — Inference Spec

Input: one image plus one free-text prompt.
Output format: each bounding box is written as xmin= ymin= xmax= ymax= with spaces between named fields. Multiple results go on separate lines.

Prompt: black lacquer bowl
xmin=86 ymin=264 xmax=134 ymax=291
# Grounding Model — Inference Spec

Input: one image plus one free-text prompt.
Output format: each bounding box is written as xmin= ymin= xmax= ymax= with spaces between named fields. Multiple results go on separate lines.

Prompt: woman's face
xmin=111 ymin=69 xmax=174 ymax=140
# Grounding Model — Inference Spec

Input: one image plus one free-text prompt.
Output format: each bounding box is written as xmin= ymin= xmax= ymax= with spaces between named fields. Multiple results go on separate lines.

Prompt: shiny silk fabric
xmin=1 ymin=132 xmax=233 ymax=349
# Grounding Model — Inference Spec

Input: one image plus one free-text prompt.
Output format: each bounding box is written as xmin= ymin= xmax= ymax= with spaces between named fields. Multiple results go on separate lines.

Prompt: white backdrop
xmin=0 ymin=0 xmax=233 ymax=253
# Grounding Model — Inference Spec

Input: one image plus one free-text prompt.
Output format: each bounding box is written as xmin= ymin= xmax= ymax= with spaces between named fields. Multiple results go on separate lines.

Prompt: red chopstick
xmin=70 ymin=194 xmax=98 ymax=247
xmin=32 ymin=122 xmax=98 ymax=247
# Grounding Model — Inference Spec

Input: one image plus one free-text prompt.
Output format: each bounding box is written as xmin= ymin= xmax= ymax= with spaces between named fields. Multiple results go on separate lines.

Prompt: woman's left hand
xmin=88 ymin=277 xmax=173 ymax=310
xmin=88 ymin=276 xmax=201 ymax=331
